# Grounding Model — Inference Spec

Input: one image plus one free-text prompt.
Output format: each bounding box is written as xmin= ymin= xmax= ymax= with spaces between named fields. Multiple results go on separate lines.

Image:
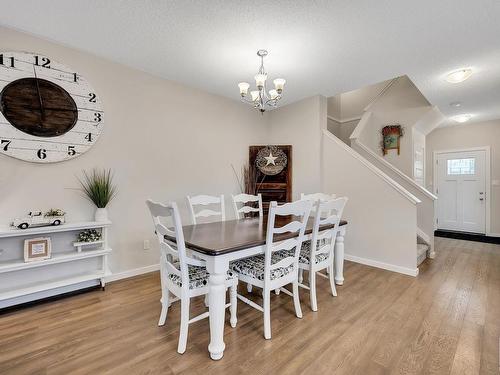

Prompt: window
xmin=447 ymin=158 xmax=475 ymax=175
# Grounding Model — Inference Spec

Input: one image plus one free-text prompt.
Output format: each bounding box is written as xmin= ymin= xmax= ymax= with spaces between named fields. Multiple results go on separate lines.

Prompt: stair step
xmin=417 ymin=243 xmax=429 ymax=266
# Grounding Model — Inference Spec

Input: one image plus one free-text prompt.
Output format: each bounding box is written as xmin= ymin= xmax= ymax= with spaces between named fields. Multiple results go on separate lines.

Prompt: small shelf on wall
xmin=0 ymin=220 xmax=111 ymax=239
xmin=0 ymin=271 xmax=110 ymax=301
xmin=0 ymin=248 xmax=112 ymax=274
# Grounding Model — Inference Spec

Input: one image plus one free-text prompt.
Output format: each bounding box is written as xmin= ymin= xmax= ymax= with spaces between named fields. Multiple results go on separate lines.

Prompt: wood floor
xmin=1 ymin=237 xmax=499 ymax=374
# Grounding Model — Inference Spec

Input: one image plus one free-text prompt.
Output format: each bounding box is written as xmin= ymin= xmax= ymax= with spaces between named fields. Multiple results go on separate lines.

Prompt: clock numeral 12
xmin=1 ymin=139 xmax=11 ymax=151
xmin=34 ymin=56 xmax=51 ymax=68
xmin=0 ymin=54 xmax=15 ymax=68
xmin=85 ymin=133 xmax=93 ymax=142
xmin=37 ymin=149 xmax=47 ymax=159
xmin=67 ymin=146 xmax=76 ymax=156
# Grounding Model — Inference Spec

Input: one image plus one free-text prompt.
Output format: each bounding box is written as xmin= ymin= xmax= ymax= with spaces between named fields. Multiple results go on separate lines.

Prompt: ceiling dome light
xmin=445 ymin=68 xmax=473 ymax=83
xmin=449 ymin=101 xmax=462 ymax=107
xmin=451 ymin=114 xmax=473 ymax=123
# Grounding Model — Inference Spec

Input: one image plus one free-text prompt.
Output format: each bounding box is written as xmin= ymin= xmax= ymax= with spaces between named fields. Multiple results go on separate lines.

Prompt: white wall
xmin=426 ymin=120 xmax=500 ymax=234
xmin=357 ymin=76 xmax=431 ymax=177
xmin=327 ymin=118 xmax=358 ymax=145
xmin=0 ymin=26 xmax=266 ymax=274
xmin=323 ymin=131 xmax=418 ymax=275
xmin=266 ymin=95 xmax=327 ymax=199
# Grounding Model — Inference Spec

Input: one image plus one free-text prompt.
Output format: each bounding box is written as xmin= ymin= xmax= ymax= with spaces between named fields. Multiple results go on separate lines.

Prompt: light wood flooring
xmin=0 ymin=237 xmax=499 ymax=374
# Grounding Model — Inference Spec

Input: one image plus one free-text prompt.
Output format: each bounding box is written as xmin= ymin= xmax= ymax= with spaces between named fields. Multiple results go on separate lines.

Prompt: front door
xmin=436 ymin=150 xmax=486 ymax=234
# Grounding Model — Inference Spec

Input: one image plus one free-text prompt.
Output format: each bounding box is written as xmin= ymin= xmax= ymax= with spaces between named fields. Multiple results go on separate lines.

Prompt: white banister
xmin=323 ymin=129 xmax=420 ymax=205
xmin=352 ymin=139 xmax=437 ymax=200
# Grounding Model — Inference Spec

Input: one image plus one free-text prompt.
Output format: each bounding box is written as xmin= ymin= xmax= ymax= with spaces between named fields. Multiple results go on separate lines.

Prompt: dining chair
xmin=231 ymin=193 xmax=263 ymax=219
xmin=296 ymin=192 xmax=337 ymax=283
xmin=146 ymin=199 xmax=238 ymax=354
xmin=230 ymin=200 xmax=312 ymax=340
xmin=187 ymin=194 xmax=225 ymax=224
xmin=296 ymin=197 xmax=348 ymax=311
xmin=300 ymin=192 xmax=336 ymax=201
xmin=232 ymin=193 xmax=263 ymax=294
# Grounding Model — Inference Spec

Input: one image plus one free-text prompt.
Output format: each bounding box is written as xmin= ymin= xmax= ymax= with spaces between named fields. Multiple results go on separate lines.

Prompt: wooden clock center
xmin=0 ymin=77 xmax=78 ymax=137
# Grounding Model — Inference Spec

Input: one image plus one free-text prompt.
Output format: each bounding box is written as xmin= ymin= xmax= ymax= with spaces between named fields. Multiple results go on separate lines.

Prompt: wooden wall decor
xmin=249 ymin=145 xmax=292 ymax=213
xmin=381 ymin=125 xmax=404 ymax=155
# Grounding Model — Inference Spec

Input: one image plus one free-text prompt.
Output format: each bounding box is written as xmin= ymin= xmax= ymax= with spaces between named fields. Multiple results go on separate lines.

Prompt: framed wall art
xmin=24 ymin=237 xmax=52 ymax=262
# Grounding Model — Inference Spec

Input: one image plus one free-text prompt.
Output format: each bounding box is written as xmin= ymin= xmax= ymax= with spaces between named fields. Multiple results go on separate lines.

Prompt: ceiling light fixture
xmin=449 ymin=101 xmax=462 ymax=107
xmin=445 ymin=68 xmax=473 ymax=83
xmin=238 ymin=50 xmax=286 ymax=113
xmin=451 ymin=114 xmax=473 ymax=123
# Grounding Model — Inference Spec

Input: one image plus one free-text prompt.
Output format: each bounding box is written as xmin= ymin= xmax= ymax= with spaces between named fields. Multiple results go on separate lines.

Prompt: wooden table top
xmin=167 ymin=217 xmax=347 ymax=256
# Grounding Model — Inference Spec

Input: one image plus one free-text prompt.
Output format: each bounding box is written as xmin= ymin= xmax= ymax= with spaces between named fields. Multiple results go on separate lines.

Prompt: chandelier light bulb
xmin=250 ymin=90 xmax=260 ymax=102
xmin=273 ymin=78 xmax=286 ymax=94
xmin=269 ymin=89 xmax=279 ymax=100
xmin=254 ymin=73 xmax=267 ymax=88
xmin=238 ymin=82 xmax=250 ymax=97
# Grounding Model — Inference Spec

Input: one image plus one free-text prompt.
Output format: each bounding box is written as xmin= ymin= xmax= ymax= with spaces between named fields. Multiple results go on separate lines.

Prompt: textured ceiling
xmin=1 ymin=0 xmax=499 ymax=125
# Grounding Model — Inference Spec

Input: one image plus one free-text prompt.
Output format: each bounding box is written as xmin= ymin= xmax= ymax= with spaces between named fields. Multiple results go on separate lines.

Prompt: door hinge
xmin=436 ymin=218 xmax=439 ymax=224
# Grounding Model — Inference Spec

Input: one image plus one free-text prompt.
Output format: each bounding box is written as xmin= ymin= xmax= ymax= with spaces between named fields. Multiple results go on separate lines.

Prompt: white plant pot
xmin=94 ymin=207 xmax=108 ymax=222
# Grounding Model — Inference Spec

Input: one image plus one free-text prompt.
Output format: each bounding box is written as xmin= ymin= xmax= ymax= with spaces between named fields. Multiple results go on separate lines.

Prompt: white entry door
xmin=436 ymin=150 xmax=486 ymax=233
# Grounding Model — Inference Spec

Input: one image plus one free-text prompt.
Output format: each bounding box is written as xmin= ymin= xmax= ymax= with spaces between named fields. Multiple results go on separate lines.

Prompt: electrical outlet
xmin=143 ymin=240 xmax=150 ymax=250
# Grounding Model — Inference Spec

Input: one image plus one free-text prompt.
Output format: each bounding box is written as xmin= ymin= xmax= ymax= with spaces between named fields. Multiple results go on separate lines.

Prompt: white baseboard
xmin=344 ymin=253 xmax=419 ymax=277
xmin=487 ymin=232 xmax=500 ymax=238
xmin=105 ymin=264 xmax=160 ymax=283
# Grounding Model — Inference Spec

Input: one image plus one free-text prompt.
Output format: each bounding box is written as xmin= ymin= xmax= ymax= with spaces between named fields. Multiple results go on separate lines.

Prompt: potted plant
xmin=78 ymin=168 xmax=117 ymax=222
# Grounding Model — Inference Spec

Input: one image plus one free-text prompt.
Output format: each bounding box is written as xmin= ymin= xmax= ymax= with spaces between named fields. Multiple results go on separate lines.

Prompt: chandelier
xmin=237 ymin=50 xmax=286 ymax=113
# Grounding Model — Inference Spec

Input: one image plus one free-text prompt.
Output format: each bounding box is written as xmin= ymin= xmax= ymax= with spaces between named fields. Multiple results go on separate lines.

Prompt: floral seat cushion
xmin=168 ymin=264 xmax=236 ymax=289
xmin=230 ymin=252 xmax=295 ymax=281
xmin=298 ymin=240 xmax=331 ymax=264
xmin=279 ymin=240 xmax=331 ymax=265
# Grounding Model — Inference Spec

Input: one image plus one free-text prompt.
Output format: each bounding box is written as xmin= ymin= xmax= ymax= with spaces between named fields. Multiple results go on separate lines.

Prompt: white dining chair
xmin=231 ymin=193 xmax=264 ymax=294
xmin=187 ymin=194 xmax=225 ymax=224
xmin=231 ymin=193 xmax=263 ymax=219
xmin=146 ymin=199 xmax=238 ymax=354
xmin=296 ymin=197 xmax=348 ymax=311
xmin=300 ymin=192 xmax=336 ymax=201
xmin=230 ymin=200 xmax=312 ymax=340
xmin=296 ymin=192 xmax=337 ymax=283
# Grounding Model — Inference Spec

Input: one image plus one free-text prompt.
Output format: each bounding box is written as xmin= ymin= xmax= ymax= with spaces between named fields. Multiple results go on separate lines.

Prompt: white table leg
xmin=334 ymin=227 xmax=346 ymax=285
xmin=204 ymin=258 xmax=228 ymax=360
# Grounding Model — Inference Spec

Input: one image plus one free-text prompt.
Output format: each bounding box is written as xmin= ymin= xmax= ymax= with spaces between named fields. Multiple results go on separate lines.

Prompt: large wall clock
xmin=0 ymin=51 xmax=104 ymax=163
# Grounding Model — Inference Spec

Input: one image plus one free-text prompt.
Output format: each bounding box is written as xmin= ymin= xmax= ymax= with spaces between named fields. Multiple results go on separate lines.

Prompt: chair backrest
xmin=264 ymin=200 xmax=312 ymax=283
xmin=231 ymin=193 xmax=263 ymax=219
xmin=146 ymin=200 xmax=189 ymax=289
xmin=300 ymin=192 xmax=336 ymax=202
xmin=309 ymin=197 xmax=348 ymax=264
xmin=300 ymin=192 xmax=336 ymax=217
xmin=186 ymin=194 xmax=225 ymax=224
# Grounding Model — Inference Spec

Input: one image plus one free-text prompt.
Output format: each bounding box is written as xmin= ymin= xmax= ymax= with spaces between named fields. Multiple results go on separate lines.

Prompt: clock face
xmin=0 ymin=51 xmax=104 ymax=163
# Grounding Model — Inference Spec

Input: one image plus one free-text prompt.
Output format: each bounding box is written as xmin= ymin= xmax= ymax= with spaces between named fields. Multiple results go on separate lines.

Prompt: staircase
xmin=325 ymin=76 xmax=444 ymax=270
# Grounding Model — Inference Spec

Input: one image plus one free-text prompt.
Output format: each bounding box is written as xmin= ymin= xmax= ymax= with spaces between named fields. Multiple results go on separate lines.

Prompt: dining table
xmin=168 ymin=216 xmax=348 ymax=360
